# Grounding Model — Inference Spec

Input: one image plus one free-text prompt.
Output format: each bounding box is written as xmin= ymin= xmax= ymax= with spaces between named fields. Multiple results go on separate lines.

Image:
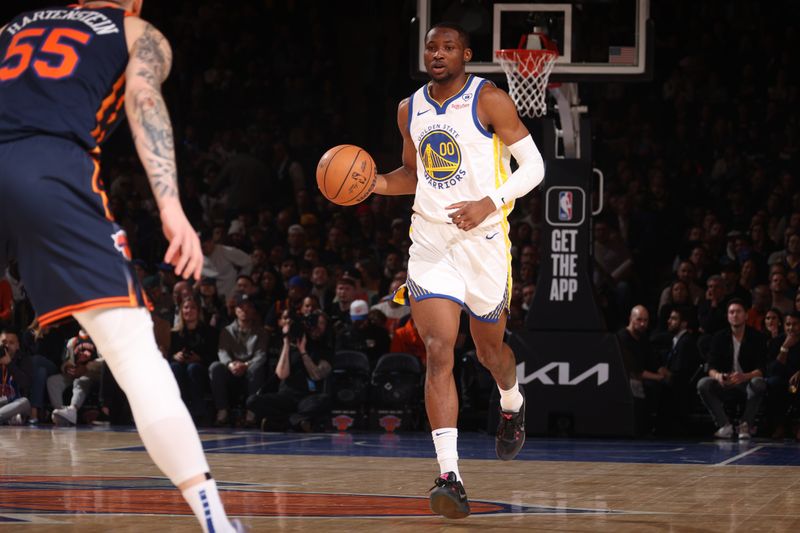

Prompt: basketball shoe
xmin=429 ymin=472 xmax=470 ymax=519
xmin=495 ymin=386 xmax=526 ymax=460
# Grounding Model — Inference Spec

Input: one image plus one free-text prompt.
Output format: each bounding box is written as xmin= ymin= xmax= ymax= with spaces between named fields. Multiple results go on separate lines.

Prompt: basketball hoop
xmin=495 ymin=48 xmax=558 ymax=118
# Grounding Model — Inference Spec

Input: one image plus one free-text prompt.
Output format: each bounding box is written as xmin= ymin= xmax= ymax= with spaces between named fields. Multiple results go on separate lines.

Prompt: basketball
xmin=316 ymin=144 xmax=377 ymax=206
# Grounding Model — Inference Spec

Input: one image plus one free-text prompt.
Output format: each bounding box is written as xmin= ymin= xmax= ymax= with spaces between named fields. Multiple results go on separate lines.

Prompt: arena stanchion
xmin=495 ymin=35 xmax=636 ymax=438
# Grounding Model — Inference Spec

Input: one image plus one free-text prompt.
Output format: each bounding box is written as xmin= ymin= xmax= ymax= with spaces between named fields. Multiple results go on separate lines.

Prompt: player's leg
xmin=410 ymin=296 xmax=470 ymax=519
xmin=470 ymin=311 xmax=526 ymax=460
xmin=74 ymin=306 xmax=242 ymax=533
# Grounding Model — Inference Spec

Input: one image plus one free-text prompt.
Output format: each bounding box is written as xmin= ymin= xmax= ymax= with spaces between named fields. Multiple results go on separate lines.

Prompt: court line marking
xmin=203 ymin=436 xmax=328 ymax=452
xmin=713 ymin=445 xmax=764 ymax=466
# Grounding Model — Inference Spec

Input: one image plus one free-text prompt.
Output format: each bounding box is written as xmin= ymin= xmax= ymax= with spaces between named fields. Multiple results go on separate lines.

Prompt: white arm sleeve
xmin=487 ymin=135 xmax=544 ymax=209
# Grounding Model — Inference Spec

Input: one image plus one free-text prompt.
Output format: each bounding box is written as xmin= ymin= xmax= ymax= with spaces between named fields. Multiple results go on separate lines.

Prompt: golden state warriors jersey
xmin=408 ymin=74 xmax=514 ymax=227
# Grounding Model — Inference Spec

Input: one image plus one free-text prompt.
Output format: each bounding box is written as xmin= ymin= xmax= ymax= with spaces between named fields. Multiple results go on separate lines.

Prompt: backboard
xmin=412 ymin=0 xmax=652 ymax=83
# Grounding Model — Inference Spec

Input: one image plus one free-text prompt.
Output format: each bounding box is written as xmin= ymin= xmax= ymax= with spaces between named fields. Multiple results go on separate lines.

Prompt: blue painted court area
xmin=111 ymin=430 xmax=800 ymax=466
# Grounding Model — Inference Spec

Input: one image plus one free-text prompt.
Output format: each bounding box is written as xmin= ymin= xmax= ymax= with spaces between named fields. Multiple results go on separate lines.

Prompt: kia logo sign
xmin=517 ymin=362 xmax=610 ymax=386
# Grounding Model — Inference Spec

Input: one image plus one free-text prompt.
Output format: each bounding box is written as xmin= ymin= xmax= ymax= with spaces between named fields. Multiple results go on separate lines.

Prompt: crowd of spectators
xmin=1 ymin=0 xmax=800 ymax=437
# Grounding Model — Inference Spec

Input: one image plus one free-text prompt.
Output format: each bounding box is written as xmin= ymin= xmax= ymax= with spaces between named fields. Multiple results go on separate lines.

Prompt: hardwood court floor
xmin=2 ymin=427 xmax=800 ymax=532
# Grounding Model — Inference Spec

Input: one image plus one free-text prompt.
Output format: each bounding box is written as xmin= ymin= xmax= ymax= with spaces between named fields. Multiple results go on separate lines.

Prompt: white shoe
xmin=52 ymin=406 xmax=77 ymax=426
xmin=9 ymin=414 xmax=24 ymax=425
xmin=713 ymin=424 xmax=733 ymax=439
xmin=738 ymin=422 xmax=751 ymax=440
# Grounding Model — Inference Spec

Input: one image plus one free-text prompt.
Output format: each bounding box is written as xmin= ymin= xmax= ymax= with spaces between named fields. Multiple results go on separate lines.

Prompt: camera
xmin=286 ymin=312 xmax=316 ymax=341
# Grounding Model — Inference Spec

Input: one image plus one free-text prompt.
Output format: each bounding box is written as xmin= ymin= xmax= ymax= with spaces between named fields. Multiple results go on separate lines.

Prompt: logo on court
xmin=0 ymin=475 xmax=625 ymax=520
xmin=558 ymin=191 xmax=573 ymax=221
xmin=419 ymin=130 xmax=462 ymax=185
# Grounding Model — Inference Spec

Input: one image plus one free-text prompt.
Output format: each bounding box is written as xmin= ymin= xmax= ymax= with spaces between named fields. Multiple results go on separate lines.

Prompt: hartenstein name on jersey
xmin=5 ymin=10 xmax=120 ymax=36
xmin=417 ymin=122 xmax=467 ymax=190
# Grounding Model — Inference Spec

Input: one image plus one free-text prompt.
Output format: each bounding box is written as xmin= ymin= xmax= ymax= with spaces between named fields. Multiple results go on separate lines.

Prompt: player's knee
xmin=474 ymin=341 xmax=503 ymax=367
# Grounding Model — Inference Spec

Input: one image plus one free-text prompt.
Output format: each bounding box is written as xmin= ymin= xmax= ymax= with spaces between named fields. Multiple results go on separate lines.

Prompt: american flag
xmin=609 ymin=46 xmax=636 ymax=65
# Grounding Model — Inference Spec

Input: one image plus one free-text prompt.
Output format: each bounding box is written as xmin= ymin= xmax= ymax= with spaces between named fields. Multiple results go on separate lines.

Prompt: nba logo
xmin=558 ymin=191 xmax=573 ymax=221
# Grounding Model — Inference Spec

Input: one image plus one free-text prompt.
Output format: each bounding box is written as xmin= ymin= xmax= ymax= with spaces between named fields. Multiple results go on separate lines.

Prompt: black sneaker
xmin=495 ymin=386 xmax=526 ymax=461
xmin=429 ymin=472 xmax=470 ymax=519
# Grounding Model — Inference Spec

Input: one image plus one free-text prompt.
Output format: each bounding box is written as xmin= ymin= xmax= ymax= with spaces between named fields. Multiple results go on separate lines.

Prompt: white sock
xmin=498 ymin=379 xmax=523 ymax=412
xmin=182 ymin=478 xmax=235 ymax=533
xmin=432 ymin=427 xmax=462 ymax=485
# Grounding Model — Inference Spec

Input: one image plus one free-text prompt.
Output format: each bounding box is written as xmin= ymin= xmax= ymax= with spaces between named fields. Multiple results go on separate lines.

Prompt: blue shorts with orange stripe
xmin=0 ymin=135 xmax=147 ymax=327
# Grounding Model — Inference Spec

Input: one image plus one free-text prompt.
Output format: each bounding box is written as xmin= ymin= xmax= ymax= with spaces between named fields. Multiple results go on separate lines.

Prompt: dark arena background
xmin=2 ymin=1 xmax=800 ymax=531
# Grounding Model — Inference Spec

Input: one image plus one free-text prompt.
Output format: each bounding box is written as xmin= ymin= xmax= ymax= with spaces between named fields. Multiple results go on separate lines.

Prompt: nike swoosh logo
xmin=486 ymin=232 xmax=499 ymax=240
xmin=416 ymin=109 xmax=430 ymax=116
xmin=434 ymin=431 xmax=448 ymax=436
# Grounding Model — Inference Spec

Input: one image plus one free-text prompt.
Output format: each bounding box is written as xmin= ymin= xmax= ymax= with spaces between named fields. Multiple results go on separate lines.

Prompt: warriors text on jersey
xmin=0 ymin=5 xmax=129 ymax=150
xmin=407 ymin=74 xmax=514 ymax=227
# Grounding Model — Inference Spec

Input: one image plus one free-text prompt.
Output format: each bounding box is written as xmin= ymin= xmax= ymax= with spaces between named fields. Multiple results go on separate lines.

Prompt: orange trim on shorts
xmin=89 ymin=158 xmax=113 ymax=221
xmin=38 ymin=296 xmax=138 ymax=327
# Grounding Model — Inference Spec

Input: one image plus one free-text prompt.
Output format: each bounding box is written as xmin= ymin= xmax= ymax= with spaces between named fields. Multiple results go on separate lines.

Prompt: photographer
xmin=247 ymin=310 xmax=332 ymax=432
xmin=170 ymin=296 xmax=219 ymax=423
xmin=46 ymin=330 xmax=104 ymax=426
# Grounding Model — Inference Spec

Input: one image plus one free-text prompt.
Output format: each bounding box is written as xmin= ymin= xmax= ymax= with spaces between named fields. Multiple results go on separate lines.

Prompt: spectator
xmin=335 ymin=299 xmax=390 ymax=368
xmin=765 ymin=311 xmax=800 ymax=439
xmin=0 ymin=328 xmax=34 ymax=424
xmin=658 ymin=261 xmax=704 ymax=309
xmin=326 ymin=275 xmax=357 ymax=332
xmin=1 ymin=328 xmax=57 ymax=425
xmin=746 ymin=284 xmax=772 ymax=332
xmin=47 ymin=331 xmax=104 ymax=426
xmin=659 ymin=306 xmax=701 ymax=436
xmin=170 ymin=297 xmax=219 ymax=423
xmin=390 ymin=316 xmax=427 ymax=367
xmin=310 ymin=265 xmax=334 ymax=309
xmin=247 ymin=310 xmax=332 ymax=432
xmin=697 ymin=299 xmax=767 ymax=440
xmin=656 ymin=280 xmax=693 ymax=331
xmin=616 ymin=305 xmax=668 ymax=436
xmin=769 ymin=271 xmax=794 ymax=315
xmin=719 ymin=263 xmax=752 ymax=307
xmin=763 ymin=308 xmax=785 ymax=340
xmin=201 ymin=228 xmax=253 ymax=300
xmin=266 ymin=275 xmax=311 ymax=328
xmin=208 ymin=293 xmax=268 ymax=427
xmin=197 ymin=277 xmax=229 ymax=330
xmin=697 ymin=274 xmax=729 ymax=335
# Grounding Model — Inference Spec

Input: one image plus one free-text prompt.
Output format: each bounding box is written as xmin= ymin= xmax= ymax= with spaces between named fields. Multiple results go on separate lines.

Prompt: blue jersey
xmin=0 ymin=5 xmax=129 ymax=150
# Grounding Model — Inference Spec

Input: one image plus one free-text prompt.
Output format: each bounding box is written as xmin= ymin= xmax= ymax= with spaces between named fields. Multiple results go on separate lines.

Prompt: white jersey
xmin=408 ymin=74 xmax=514 ymax=227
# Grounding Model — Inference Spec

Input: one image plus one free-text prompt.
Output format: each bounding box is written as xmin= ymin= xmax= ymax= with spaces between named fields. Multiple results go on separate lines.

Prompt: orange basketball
xmin=316 ymin=144 xmax=377 ymax=206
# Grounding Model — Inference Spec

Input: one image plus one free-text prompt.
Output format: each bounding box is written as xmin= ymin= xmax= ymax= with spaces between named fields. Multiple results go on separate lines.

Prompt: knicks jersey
xmin=408 ymin=74 xmax=514 ymax=227
xmin=0 ymin=5 xmax=129 ymax=150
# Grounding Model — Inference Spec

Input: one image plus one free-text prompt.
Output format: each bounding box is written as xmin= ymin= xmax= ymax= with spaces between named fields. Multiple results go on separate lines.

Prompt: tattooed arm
xmin=124 ymin=18 xmax=202 ymax=280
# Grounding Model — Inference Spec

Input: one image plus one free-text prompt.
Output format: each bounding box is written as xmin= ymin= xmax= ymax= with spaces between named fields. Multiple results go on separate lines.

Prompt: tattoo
xmin=131 ymin=88 xmax=178 ymax=199
xmin=133 ymin=24 xmax=171 ymax=85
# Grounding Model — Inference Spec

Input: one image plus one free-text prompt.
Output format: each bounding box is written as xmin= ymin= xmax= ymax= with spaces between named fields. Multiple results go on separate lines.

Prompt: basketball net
xmin=495 ymin=33 xmax=559 ymax=118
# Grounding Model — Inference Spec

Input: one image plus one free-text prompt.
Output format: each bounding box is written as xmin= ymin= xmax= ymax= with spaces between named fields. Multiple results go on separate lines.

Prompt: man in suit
xmin=659 ymin=306 xmax=701 ymax=436
xmin=697 ymin=298 xmax=767 ymax=439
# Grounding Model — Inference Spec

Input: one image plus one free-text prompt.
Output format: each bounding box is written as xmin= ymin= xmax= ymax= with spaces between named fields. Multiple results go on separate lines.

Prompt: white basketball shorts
xmin=401 ymin=213 xmax=511 ymax=322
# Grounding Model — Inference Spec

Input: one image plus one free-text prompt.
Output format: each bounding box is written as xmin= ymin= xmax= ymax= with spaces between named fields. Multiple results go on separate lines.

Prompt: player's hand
xmin=446 ymin=197 xmax=496 ymax=232
xmin=789 ymin=371 xmax=799 ymax=388
xmin=160 ymin=203 xmax=203 ymax=281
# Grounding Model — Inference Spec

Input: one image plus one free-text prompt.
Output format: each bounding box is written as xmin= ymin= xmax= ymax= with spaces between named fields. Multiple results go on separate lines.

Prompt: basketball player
xmin=372 ymin=23 xmax=544 ymax=518
xmin=0 ymin=2 xmax=242 ymax=531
